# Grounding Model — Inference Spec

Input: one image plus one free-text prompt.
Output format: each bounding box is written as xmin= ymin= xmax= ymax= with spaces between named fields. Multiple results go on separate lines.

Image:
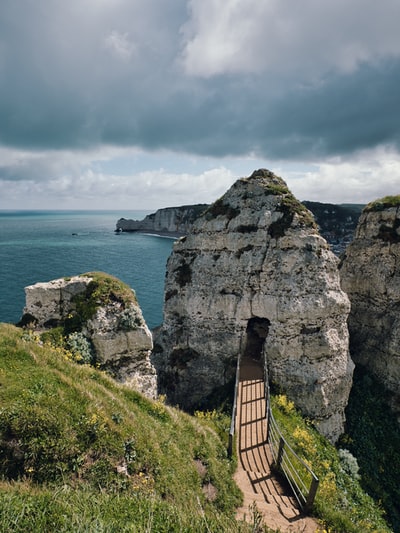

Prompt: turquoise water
xmin=0 ymin=210 xmax=174 ymax=329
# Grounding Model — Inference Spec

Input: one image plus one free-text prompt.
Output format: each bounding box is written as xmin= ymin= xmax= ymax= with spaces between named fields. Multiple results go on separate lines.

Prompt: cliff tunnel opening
xmin=243 ymin=317 xmax=270 ymax=361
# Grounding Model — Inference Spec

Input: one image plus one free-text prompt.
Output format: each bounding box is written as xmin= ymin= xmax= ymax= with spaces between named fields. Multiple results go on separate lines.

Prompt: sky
xmin=1 ymin=0 xmax=400 ymax=210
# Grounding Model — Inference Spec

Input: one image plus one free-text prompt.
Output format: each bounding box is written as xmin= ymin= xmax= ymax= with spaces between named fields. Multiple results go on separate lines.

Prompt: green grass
xmin=271 ymin=394 xmax=392 ymax=533
xmin=64 ymin=272 xmax=138 ymax=332
xmin=1 ymin=322 xmax=395 ymax=532
xmin=0 ymin=323 xmax=255 ymax=532
xmin=364 ymin=195 xmax=400 ymax=212
xmin=0 ymin=482 xmax=246 ymax=533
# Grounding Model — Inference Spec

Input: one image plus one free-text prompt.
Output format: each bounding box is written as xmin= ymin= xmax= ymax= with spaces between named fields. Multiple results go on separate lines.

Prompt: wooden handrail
xmin=263 ymin=352 xmax=319 ymax=511
xmin=228 ymin=351 xmax=241 ymax=458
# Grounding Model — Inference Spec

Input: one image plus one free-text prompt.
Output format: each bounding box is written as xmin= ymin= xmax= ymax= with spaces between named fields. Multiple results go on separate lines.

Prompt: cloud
xmin=1 ymin=0 xmax=399 ymax=157
xmin=181 ymin=0 xmax=400 ymax=78
xmin=0 ymin=145 xmax=238 ymax=209
xmin=104 ymin=31 xmax=136 ymax=61
xmin=0 ymin=1 xmax=400 ymax=208
xmin=1 ymin=143 xmax=399 ymax=210
xmin=282 ymin=146 xmax=400 ymax=204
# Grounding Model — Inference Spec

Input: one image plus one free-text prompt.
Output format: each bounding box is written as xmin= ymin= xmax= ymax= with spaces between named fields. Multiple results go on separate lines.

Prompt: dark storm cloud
xmin=1 ymin=0 xmax=400 ymax=161
xmin=256 ymin=59 xmax=400 ymax=159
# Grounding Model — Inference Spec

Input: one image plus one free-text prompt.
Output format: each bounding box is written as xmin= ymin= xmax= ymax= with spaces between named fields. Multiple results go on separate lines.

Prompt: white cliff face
xmin=22 ymin=274 xmax=157 ymax=399
xmin=340 ymin=200 xmax=400 ymax=419
xmin=116 ymin=204 xmax=208 ymax=235
xmin=154 ymin=170 xmax=353 ymax=442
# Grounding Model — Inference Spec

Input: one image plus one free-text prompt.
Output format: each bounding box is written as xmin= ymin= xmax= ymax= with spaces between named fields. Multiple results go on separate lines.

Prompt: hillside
xmin=0 ymin=322 xmax=394 ymax=532
xmin=0 ymin=323 xmax=244 ymax=532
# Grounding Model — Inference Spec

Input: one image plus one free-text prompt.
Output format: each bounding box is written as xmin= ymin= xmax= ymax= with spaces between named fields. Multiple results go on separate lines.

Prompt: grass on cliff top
xmin=77 ymin=271 xmax=138 ymax=307
xmin=364 ymin=195 xmax=400 ymax=212
xmin=204 ymin=171 xmax=316 ymax=233
xmin=0 ymin=323 xmax=255 ymax=533
xmin=271 ymin=394 xmax=392 ymax=533
xmin=62 ymin=271 xmax=138 ymax=332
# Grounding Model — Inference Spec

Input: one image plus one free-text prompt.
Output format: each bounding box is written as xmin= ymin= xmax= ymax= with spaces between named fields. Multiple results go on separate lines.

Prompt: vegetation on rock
xmin=271 ymin=393 xmax=391 ymax=533
xmin=64 ymin=271 xmax=138 ymax=332
xmin=364 ymin=195 xmax=400 ymax=212
xmin=204 ymin=197 xmax=240 ymax=221
xmin=30 ymin=272 xmax=143 ymax=369
xmin=343 ymin=367 xmax=400 ymax=532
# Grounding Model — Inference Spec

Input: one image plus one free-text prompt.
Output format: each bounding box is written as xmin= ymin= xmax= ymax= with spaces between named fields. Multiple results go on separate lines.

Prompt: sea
xmin=0 ymin=210 xmax=175 ymax=329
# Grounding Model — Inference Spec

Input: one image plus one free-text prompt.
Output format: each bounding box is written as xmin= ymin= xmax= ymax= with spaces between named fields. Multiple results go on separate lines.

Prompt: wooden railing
xmin=263 ymin=356 xmax=319 ymax=512
xmin=228 ymin=351 xmax=241 ymax=458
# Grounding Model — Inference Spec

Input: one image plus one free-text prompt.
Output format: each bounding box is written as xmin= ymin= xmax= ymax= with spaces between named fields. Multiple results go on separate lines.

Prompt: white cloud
xmin=104 ymin=30 xmax=136 ymax=61
xmin=283 ymin=146 xmax=400 ymax=204
xmin=181 ymin=0 xmax=400 ymax=78
xmin=1 ymin=144 xmax=399 ymax=210
xmin=0 ymin=146 xmax=238 ymax=209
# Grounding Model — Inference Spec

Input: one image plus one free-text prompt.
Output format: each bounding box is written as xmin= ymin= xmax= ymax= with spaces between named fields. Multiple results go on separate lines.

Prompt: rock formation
xmin=340 ymin=196 xmax=400 ymax=419
xmin=116 ymin=204 xmax=208 ymax=236
xmin=20 ymin=273 xmax=157 ymax=398
xmin=153 ymin=169 xmax=353 ymax=442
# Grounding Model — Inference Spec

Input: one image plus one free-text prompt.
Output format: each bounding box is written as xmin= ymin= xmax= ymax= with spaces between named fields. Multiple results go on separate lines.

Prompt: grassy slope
xmin=0 ymin=322 xmax=395 ymax=532
xmin=0 ymin=323 xmax=247 ymax=533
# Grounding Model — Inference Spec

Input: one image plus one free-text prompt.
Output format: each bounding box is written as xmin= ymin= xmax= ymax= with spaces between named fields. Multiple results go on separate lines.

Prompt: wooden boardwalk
xmin=234 ymin=357 xmax=318 ymax=532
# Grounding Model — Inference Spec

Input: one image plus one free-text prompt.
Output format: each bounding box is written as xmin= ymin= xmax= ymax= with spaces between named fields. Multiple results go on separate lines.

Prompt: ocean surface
xmin=0 ymin=210 xmax=175 ymax=329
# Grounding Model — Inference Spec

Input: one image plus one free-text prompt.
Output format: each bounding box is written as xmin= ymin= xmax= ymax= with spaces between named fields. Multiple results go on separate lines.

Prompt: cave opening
xmin=243 ymin=317 xmax=270 ymax=361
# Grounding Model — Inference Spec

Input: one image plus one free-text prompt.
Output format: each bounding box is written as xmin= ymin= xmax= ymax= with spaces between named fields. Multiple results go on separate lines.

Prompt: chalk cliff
xmin=116 ymin=204 xmax=208 ymax=235
xmin=20 ymin=273 xmax=157 ymax=398
xmin=340 ymin=197 xmax=400 ymax=419
xmin=153 ymin=169 xmax=353 ymax=442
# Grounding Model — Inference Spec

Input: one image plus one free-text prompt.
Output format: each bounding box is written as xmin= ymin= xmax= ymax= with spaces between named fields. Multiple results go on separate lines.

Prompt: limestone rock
xmin=23 ymin=276 xmax=92 ymax=327
xmin=340 ymin=197 xmax=400 ymax=418
xmin=116 ymin=204 xmax=208 ymax=235
xmin=154 ymin=169 xmax=353 ymax=442
xmin=21 ymin=273 xmax=157 ymax=398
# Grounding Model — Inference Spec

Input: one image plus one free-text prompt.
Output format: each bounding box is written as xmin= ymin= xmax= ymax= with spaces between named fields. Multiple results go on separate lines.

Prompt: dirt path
xmin=234 ymin=357 xmax=319 ymax=532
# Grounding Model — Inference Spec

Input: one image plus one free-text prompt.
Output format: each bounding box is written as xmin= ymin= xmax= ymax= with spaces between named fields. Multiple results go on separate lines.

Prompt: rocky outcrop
xmin=116 ymin=204 xmax=208 ymax=236
xmin=153 ymin=169 xmax=353 ymax=442
xmin=20 ymin=273 xmax=157 ymax=398
xmin=340 ymin=196 xmax=400 ymax=419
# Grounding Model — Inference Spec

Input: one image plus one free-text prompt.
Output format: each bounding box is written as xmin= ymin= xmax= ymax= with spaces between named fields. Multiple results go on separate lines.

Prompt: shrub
xmin=66 ymin=332 xmax=94 ymax=364
xmin=65 ymin=272 xmax=138 ymax=333
xmin=344 ymin=367 xmax=400 ymax=531
xmin=338 ymin=449 xmax=360 ymax=480
xmin=118 ymin=307 xmax=142 ymax=331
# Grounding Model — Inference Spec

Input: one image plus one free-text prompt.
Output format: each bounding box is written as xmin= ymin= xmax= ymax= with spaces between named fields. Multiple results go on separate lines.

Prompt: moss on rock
xmin=364 ymin=195 xmax=400 ymax=212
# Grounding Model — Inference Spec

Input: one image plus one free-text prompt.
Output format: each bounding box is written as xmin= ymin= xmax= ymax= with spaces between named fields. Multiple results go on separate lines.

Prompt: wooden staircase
xmin=234 ymin=357 xmax=319 ymax=532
